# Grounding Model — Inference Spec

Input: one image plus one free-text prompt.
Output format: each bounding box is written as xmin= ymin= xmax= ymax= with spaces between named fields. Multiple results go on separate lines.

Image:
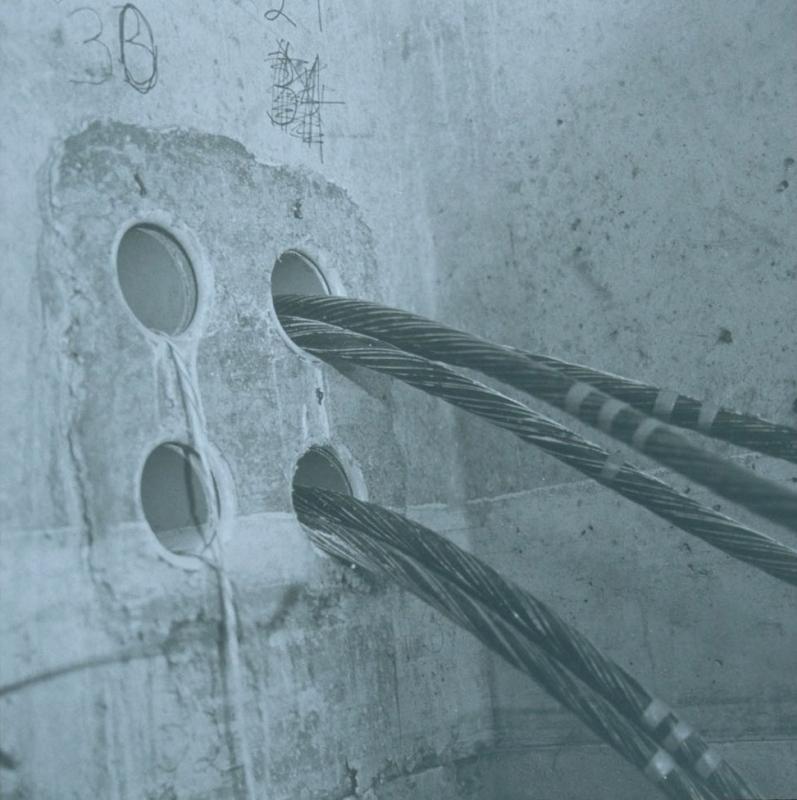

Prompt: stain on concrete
xmin=570 ymin=247 xmax=613 ymax=301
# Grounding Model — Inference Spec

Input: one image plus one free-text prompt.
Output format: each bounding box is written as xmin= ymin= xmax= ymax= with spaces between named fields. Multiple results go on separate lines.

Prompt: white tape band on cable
xmin=631 ymin=418 xmax=661 ymax=451
xmin=653 ymin=389 xmax=679 ymax=421
xmin=644 ymin=750 xmax=676 ymax=783
xmin=564 ymin=382 xmax=593 ymax=416
xmin=698 ymin=401 xmax=720 ymax=433
xmin=597 ymin=398 xmax=627 ymax=433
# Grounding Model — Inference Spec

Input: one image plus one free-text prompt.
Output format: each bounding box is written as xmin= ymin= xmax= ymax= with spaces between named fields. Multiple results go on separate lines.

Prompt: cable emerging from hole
xmin=277 ymin=312 xmax=797 ymax=588
xmin=296 ymin=486 xmax=751 ymax=800
xmin=274 ymin=293 xmax=797 ymax=533
xmin=274 ymin=294 xmax=797 ymax=463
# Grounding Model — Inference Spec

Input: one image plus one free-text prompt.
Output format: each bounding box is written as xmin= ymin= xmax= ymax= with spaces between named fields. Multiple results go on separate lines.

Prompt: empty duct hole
xmin=116 ymin=224 xmax=198 ymax=335
xmin=271 ymin=250 xmax=330 ymax=300
xmin=140 ymin=442 xmax=216 ymax=556
xmin=292 ymin=446 xmax=353 ymax=498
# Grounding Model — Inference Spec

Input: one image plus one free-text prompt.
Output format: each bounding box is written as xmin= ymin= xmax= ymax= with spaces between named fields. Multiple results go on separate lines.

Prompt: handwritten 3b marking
xmin=64 ymin=3 xmax=157 ymax=93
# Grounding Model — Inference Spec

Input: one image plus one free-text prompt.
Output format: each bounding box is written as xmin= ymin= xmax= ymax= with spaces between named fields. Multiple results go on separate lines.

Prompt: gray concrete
xmin=1 ymin=1 xmax=795 ymax=798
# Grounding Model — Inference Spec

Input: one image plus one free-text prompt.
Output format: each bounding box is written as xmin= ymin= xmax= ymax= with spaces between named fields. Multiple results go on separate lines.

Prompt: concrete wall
xmin=1 ymin=1 xmax=795 ymax=798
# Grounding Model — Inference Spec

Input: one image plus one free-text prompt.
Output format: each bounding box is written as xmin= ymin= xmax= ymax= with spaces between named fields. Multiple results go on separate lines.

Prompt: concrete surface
xmin=1 ymin=1 xmax=795 ymax=798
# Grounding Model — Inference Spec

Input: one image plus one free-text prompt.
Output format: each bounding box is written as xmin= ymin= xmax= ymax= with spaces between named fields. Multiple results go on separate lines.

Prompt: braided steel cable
xmin=506 ymin=351 xmax=797 ymax=465
xmin=274 ymin=294 xmax=797 ymax=533
xmin=295 ymin=486 xmax=759 ymax=800
xmin=279 ymin=314 xmax=797 ymax=586
xmin=296 ymin=501 xmax=719 ymax=800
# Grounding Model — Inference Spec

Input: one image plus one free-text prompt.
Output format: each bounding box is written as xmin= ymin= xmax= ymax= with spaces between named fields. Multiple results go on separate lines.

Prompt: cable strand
xmin=278 ymin=314 xmax=797 ymax=587
xmin=296 ymin=495 xmax=722 ymax=800
xmin=295 ymin=486 xmax=759 ymax=799
xmin=274 ymin=293 xmax=797 ymax=532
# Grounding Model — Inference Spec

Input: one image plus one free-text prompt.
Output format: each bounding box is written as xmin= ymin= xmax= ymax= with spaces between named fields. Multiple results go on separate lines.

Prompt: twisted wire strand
xmin=274 ymin=294 xmax=797 ymax=533
xmin=506 ymin=350 xmax=797 ymax=465
xmin=278 ymin=314 xmax=797 ymax=587
xmin=295 ymin=486 xmax=758 ymax=800
xmin=297 ymin=505 xmax=719 ymax=800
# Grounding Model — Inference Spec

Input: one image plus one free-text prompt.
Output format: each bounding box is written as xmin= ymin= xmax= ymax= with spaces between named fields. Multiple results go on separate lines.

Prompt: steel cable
xmin=278 ymin=313 xmax=797 ymax=586
xmin=274 ymin=294 xmax=797 ymax=463
xmin=296 ymin=491 xmax=722 ymax=800
xmin=505 ymin=351 xmax=797 ymax=465
xmin=295 ymin=486 xmax=759 ymax=799
xmin=274 ymin=294 xmax=797 ymax=533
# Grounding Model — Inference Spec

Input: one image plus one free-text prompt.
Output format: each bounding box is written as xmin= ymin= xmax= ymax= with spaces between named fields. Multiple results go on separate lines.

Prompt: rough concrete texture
xmin=1 ymin=1 xmax=796 ymax=798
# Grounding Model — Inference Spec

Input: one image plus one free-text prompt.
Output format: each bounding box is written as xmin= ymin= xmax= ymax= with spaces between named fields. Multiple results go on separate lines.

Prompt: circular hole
xmin=292 ymin=446 xmax=353 ymax=497
xmin=116 ymin=224 xmax=198 ymax=335
xmin=140 ymin=442 xmax=216 ymax=556
xmin=271 ymin=249 xmax=330 ymax=300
